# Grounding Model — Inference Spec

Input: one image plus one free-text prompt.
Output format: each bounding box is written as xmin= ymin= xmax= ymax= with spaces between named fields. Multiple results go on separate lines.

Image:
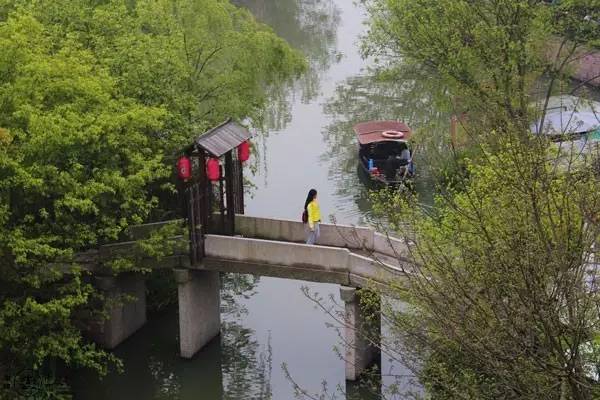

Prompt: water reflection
xmin=322 ymin=66 xmax=452 ymax=222
xmin=70 ymin=273 xmax=273 ymax=400
xmin=221 ymin=274 xmax=273 ymax=400
xmin=222 ymin=323 xmax=272 ymax=399
xmin=234 ymin=0 xmax=341 ymax=130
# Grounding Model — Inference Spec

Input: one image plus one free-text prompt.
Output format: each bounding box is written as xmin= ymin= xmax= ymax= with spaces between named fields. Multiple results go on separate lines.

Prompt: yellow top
xmin=307 ymin=200 xmax=321 ymax=229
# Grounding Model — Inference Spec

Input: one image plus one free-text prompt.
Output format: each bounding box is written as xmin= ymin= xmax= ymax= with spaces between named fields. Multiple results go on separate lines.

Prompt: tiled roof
xmin=196 ymin=119 xmax=252 ymax=157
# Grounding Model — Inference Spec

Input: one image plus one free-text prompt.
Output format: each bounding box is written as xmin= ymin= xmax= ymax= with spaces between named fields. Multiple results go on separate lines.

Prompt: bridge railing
xmin=233 ymin=214 xmax=408 ymax=260
xmin=97 ymin=215 xmax=410 ymax=274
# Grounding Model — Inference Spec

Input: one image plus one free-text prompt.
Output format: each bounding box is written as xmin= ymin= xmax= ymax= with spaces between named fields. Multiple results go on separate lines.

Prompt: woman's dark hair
xmin=304 ymin=189 xmax=317 ymax=211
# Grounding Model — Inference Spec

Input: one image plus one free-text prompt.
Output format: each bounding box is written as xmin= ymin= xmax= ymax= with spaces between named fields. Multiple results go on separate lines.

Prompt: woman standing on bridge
xmin=304 ymin=189 xmax=321 ymax=245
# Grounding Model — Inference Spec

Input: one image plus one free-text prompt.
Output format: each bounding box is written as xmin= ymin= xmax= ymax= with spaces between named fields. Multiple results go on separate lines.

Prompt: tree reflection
xmin=221 ymin=273 xmax=273 ymax=400
xmin=221 ymin=272 xmax=260 ymax=317
xmin=69 ymin=273 xmax=273 ymax=400
xmin=221 ymin=322 xmax=272 ymax=400
xmin=234 ymin=0 xmax=341 ymax=130
xmin=322 ymin=64 xmax=452 ymax=223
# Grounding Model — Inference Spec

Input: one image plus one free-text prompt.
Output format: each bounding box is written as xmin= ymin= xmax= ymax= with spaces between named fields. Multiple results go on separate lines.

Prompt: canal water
xmin=70 ymin=0 xmax=441 ymax=398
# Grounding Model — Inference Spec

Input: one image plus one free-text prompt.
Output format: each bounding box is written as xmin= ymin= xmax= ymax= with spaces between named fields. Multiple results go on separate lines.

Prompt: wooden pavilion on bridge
xmin=178 ymin=119 xmax=252 ymax=264
xmin=88 ymin=119 xmax=404 ymax=382
xmin=93 ymin=126 xmax=406 ymax=380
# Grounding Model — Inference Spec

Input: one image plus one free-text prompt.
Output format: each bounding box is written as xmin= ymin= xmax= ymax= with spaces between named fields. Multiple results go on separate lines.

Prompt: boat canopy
xmin=532 ymin=95 xmax=600 ymax=115
xmin=531 ymin=111 xmax=600 ymax=137
xmin=353 ymin=120 xmax=412 ymax=145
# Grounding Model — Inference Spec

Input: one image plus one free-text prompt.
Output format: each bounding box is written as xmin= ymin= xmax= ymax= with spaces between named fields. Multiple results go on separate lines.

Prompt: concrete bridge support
xmin=88 ymin=274 xmax=147 ymax=349
xmin=340 ymin=286 xmax=381 ymax=381
xmin=174 ymin=269 xmax=221 ymax=358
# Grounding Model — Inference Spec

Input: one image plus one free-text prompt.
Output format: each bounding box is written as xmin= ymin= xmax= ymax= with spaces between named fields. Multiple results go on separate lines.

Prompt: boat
xmin=531 ymin=96 xmax=600 ymax=149
xmin=531 ymin=95 xmax=599 ymax=134
xmin=534 ymin=95 xmax=600 ymax=115
xmin=531 ymin=110 xmax=599 ymax=139
xmin=531 ymin=96 xmax=600 ymax=167
xmin=353 ymin=120 xmax=414 ymax=185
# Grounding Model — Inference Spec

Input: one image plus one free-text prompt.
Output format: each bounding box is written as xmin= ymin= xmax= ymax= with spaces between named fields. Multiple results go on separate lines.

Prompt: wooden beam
xmin=224 ymin=151 xmax=235 ymax=235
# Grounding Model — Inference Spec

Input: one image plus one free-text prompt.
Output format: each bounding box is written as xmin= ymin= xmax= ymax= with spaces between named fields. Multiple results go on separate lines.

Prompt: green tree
xmin=0 ymin=0 xmax=304 ymax=395
xmin=363 ymin=0 xmax=599 ymax=137
xmin=0 ymin=11 xmax=166 ymax=387
xmin=355 ymin=1 xmax=600 ymax=399
xmin=371 ymin=138 xmax=600 ymax=399
xmin=3 ymin=0 xmax=305 ymax=153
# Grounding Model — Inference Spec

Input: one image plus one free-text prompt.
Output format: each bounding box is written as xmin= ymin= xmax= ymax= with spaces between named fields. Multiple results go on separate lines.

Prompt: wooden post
xmin=219 ymin=165 xmax=225 ymax=234
xmin=225 ymin=151 xmax=235 ymax=235
xmin=236 ymin=158 xmax=245 ymax=214
xmin=187 ymin=184 xmax=198 ymax=264
xmin=198 ymin=150 xmax=208 ymax=240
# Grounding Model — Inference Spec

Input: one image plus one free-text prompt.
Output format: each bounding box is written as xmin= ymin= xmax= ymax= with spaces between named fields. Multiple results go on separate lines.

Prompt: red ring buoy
xmin=381 ymin=130 xmax=405 ymax=139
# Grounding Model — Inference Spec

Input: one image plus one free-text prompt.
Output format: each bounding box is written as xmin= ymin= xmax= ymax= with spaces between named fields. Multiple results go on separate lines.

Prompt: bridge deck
xmin=95 ymin=215 xmax=411 ymax=287
xmin=195 ymin=221 xmax=410 ymax=287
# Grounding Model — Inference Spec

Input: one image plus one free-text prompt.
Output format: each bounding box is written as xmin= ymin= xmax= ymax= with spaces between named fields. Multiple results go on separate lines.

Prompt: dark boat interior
xmin=359 ymin=140 xmax=411 ymax=181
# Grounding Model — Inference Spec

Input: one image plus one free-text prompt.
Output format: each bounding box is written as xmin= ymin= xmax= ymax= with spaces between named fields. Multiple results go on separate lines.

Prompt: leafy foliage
xmin=361 ymin=1 xmax=600 ymax=399
xmin=0 ymin=0 xmax=304 ymax=392
xmin=0 ymin=10 xmax=163 ymax=376
xmin=552 ymin=0 xmax=600 ymax=48
xmin=2 ymin=370 xmax=72 ymax=400
xmin=363 ymin=0 xmax=599 ymax=137
xmin=374 ymin=139 xmax=600 ymax=399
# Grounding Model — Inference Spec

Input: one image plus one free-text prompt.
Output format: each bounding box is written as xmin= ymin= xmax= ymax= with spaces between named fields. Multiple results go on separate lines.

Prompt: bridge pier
xmin=174 ymin=269 xmax=221 ymax=358
xmin=88 ymin=274 xmax=147 ymax=349
xmin=340 ymin=286 xmax=381 ymax=381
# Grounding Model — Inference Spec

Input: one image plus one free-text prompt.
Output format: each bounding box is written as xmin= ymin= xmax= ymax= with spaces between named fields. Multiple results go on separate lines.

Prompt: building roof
xmin=353 ymin=120 xmax=412 ymax=145
xmin=195 ymin=119 xmax=252 ymax=157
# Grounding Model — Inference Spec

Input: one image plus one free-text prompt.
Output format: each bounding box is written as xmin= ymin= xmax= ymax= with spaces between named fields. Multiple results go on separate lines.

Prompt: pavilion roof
xmin=195 ymin=119 xmax=252 ymax=157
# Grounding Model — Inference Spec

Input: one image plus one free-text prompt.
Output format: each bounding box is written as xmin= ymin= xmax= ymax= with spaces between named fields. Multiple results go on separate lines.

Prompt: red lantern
xmin=238 ymin=140 xmax=250 ymax=163
xmin=206 ymin=157 xmax=221 ymax=182
xmin=177 ymin=156 xmax=191 ymax=182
